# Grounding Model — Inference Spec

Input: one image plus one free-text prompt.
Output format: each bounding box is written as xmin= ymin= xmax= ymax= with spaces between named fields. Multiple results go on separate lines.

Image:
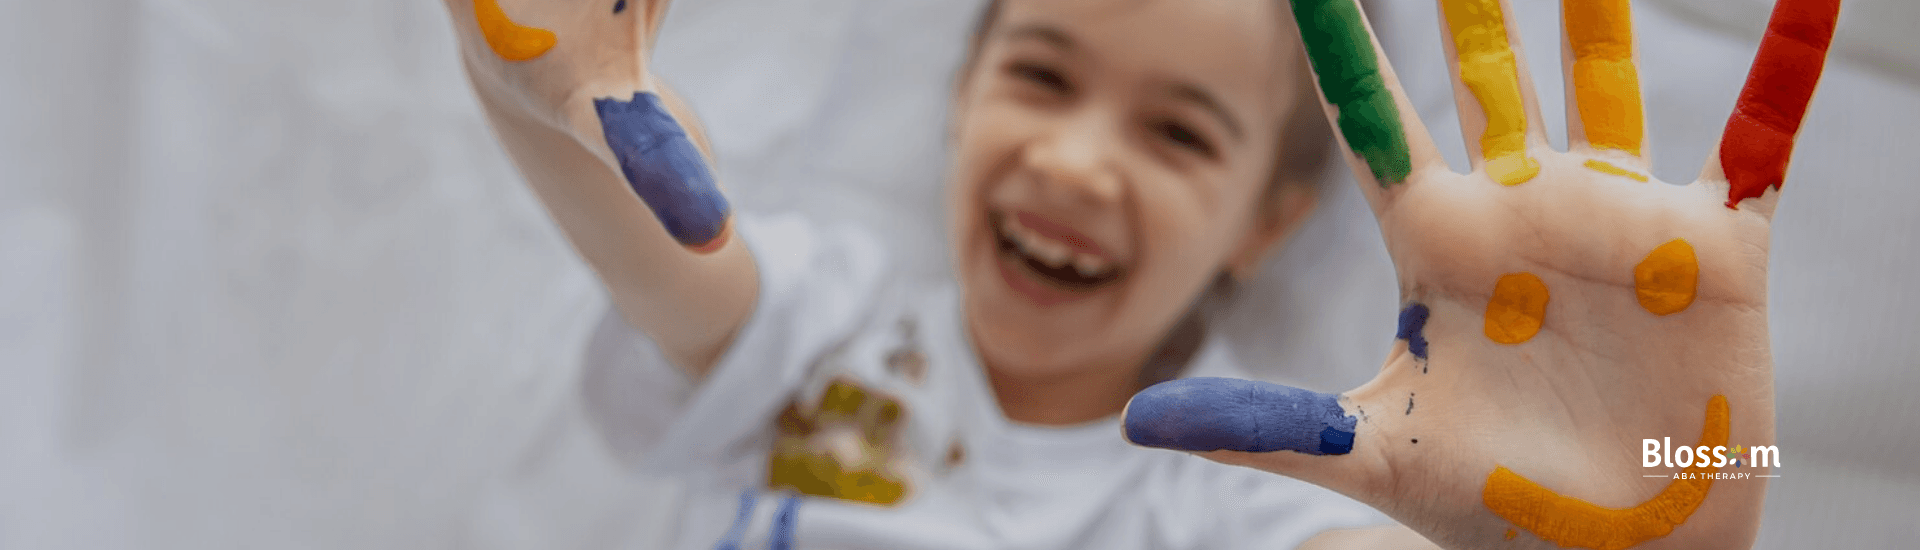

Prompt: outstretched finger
xmin=639 ymin=0 xmax=674 ymax=52
xmin=1709 ymin=0 xmax=1841 ymax=212
xmin=590 ymin=91 xmax=733 ymax=251
xmin=1123 ymin=377 xmax=1386 ymax=500
xmin=450 ymin=0 xmax=727 ymax=251
xmin=1435 ymin=0 xmax=1551 ymax=187
xmin=1561 ymin=0 xmax=1651 ymax=178
xmin=1287 ymin=0 xmax=1446 ymax=214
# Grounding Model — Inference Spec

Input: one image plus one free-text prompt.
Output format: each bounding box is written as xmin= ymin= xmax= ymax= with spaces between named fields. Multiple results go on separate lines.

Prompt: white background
xmin=2 ymin=0 xmax=1915 ymax=547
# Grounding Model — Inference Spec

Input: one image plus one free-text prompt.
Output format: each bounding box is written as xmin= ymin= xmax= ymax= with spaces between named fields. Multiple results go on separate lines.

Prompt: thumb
xmin=1123 ymin=377 xmax=1355 ymax=455
xmin=580 ymin=90 xmax=731 ymax=251
xmin=1123 ymin=377 xmax=1388 ymax=500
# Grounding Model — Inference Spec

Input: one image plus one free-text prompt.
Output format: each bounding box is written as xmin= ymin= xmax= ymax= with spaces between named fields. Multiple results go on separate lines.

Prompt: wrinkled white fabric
xmin=0 ymin=0 xmax=1914 ymax=548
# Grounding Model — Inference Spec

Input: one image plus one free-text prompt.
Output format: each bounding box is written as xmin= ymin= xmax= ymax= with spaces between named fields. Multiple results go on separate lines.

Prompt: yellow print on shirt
xmin=768 ymin=378 xmax=911 ymax=505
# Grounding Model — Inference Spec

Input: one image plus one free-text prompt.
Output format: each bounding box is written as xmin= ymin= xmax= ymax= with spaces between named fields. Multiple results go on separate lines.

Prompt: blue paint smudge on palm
xmin=594 ymin=92 xmax=730 ymax=248
xmin=1397 ymin=302 xmax=1430 ymax=359
xmin=1124 ymin=377 xmax=1356 ymax=455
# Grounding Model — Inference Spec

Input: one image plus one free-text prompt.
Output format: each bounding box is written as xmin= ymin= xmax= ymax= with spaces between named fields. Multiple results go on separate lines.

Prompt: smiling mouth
xmin=993 ymin=212 xmax=1123 ymax=291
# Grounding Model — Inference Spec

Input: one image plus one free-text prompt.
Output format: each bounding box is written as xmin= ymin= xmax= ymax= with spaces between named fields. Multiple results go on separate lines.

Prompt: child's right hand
xmin=441 ymin=0 xmax=757 ymax=375
xmin=443 ymin=0 xmax=728 ymax=249
xmin=1124 ymin=0 xmax=1839 ymax=548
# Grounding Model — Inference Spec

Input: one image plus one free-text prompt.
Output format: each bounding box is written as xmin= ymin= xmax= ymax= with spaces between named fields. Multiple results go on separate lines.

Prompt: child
xmin=443 ymin=0 xmax=1421 ymax=547
xmin=446 ymin=0 xmax=1843 ymax=544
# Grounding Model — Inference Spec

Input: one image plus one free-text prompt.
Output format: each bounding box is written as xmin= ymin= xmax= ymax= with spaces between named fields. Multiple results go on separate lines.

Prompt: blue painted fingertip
xmin=1397 ymin=302 xmax=1430 ymax=359
xmin=1123 ymin=377 xmax=1356 ymax=455
xmin=593 ymin=92 xmax=731 ymax=249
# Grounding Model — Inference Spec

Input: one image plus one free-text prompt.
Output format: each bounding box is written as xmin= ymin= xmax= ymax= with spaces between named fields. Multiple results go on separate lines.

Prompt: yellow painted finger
xmin=1440 ymin=0 xmax=1538 ymax=186
xmin=474 ymin=0 xmax=556 ymax=61
xmin=1564 ymin=0 xmax=1645 ymax=156
xmin=1484 ymin=395 xmax=1729 ymax=550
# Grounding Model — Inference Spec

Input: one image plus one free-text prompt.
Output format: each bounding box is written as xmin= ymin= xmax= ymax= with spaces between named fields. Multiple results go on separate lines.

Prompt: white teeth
xmin=1072 ymin=254 xmax=1110 ymax=278
xmin=1033 ymin=236 xmax=1071 ymax=267
xmin=999 ymin=214 xmax=1115 ymax=277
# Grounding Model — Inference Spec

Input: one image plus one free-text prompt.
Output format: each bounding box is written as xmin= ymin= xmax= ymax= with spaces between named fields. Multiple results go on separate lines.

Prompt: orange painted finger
xmin=1563 ymin=0 xmax=1645 ymax=159
xmin=1439 ymin=0 xmax=1540 ymax=186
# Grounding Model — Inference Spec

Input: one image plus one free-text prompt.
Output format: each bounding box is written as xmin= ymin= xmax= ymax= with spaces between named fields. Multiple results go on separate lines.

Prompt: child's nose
xmin=1026 ymin=115 xmax=1122 ymax=205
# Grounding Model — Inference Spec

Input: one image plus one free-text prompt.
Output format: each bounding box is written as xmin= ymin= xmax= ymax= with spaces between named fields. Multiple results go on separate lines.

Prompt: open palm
xmin=1122 ymin=0 xmax=1840 ymax=548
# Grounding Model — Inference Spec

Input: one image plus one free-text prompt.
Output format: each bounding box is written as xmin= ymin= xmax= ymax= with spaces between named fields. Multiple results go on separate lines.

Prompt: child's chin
xmin=968 ymin=301 xmax=1100 ymax=358
xmin=974 ymin=326 xmax=1095 ymax=376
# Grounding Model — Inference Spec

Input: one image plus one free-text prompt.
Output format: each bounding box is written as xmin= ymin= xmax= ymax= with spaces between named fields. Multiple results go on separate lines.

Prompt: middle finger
xmin=1437 ymin=0 xmax=1550 ymax=186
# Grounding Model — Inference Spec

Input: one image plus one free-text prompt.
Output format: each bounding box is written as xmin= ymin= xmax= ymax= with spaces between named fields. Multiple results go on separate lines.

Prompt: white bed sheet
xmin=0 ymin=0 xmax=1913 ymax=547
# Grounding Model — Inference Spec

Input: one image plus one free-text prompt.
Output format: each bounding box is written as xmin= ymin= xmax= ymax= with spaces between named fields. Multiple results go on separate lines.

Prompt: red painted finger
xmin=1719 ymin=0 xmax=1841 ymax=209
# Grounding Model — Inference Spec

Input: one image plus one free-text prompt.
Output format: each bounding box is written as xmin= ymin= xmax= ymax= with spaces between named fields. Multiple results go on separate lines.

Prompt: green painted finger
xmin=1289 ymin=0 xmax=1412 ymax=185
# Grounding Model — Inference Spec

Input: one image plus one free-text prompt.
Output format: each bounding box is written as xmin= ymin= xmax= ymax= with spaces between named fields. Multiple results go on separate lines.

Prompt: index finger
xmin=1288 ymin=0 xmax=1443 ymax=199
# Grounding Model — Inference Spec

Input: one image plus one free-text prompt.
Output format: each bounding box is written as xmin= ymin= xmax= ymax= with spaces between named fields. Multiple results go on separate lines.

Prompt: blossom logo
xmin=1642 ymin=437 xmax=1781 ymax=479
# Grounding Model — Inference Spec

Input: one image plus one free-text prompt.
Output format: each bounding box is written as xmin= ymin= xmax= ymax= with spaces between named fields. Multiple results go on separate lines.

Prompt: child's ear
xmin=1225 ymin=182 xmax=1319 ymax=282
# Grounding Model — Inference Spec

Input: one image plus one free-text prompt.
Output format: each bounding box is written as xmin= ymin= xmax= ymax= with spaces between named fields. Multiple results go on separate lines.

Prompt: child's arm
xmin=1122 ymin=0 xmax=1838 ymax=548
xmin=440 ymin=0 xmax=753 ymax=376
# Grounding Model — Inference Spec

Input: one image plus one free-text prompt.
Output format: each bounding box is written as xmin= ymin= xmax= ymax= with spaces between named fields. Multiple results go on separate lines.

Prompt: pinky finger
xmin=1712 ymin=0 xmax=1842 ymax=211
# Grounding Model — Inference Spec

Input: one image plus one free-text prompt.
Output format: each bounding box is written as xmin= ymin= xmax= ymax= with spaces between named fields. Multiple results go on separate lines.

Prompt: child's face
xmin=949 ymin=0 xmax=1310 ymax=381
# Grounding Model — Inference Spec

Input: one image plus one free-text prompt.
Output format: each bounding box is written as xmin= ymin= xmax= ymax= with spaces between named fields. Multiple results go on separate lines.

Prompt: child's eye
xmin=1009 ymin=62 xmax=1072 ymax=95
xmin=1154 ymin=120 xmax=1215 ymax=157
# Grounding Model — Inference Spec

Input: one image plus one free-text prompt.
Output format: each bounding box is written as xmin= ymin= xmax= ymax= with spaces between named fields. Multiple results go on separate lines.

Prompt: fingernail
xmin=1123 ymin=377 xmax=1356 ymax=455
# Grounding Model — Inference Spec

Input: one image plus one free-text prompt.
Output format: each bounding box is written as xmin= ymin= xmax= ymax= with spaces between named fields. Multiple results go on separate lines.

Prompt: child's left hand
xmin=1123 ymin=0 xmax=1840 ymax=548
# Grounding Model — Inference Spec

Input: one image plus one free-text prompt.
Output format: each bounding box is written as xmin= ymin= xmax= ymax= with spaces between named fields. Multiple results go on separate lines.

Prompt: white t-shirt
xmin=581 ymin=213 xmax=1386 ymax=549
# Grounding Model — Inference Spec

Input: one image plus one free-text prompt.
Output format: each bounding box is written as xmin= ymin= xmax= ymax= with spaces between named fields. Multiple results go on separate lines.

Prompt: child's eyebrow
xmin=1003 ymin=24 xmax=1075 ymax=51
xmin=1169 ymin=84 xmax=1245 ymax=143
xmin=1000 ymin=22 xmax=1242 ymax=144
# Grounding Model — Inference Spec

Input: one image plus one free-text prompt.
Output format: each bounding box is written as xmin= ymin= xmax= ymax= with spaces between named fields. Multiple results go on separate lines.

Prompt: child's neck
xmin=983 ymin=360 xmax=1141 ymax=426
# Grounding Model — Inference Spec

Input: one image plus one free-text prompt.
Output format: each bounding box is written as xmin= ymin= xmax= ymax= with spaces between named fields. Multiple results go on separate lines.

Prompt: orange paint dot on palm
xmin=1634 ymin=239 xmax=1699 ymax=316
xmin=1484 ymin=272 xmax=1549 ymax=344
xmin=473 ymin=0 xmax=556 ymax=61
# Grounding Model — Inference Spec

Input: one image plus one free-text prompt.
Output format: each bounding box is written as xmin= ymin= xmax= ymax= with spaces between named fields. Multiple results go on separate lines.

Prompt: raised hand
xmin=444 ymin=0 xmax=728 ymax=249
xmin=1123 ymin=0 xmax=1839 ymax=548
xmin=441 ymin=0 xmax=756 ymax=374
